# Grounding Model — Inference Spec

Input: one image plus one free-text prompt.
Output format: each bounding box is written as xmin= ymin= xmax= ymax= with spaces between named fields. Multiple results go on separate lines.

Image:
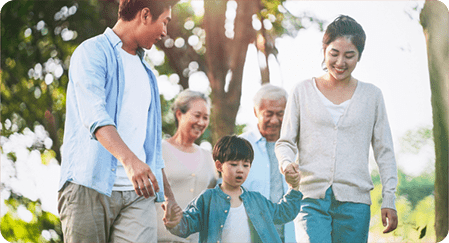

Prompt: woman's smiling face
xmin=176 ymin=98 xmax=210 ymax=141
xmin=324 ymin=36 xmax=359 ymax=82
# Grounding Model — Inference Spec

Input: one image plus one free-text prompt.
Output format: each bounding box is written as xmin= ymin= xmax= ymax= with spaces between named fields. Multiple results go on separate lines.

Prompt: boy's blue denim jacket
xmin=58 ymin=28 xmax=165 ymax=200
xmin=169 ymin=184 xmax=302 ymax=243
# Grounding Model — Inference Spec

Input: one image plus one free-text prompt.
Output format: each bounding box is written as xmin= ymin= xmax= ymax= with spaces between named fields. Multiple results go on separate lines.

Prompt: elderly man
xmin=240 ymin=84 xmax=295 ymax=242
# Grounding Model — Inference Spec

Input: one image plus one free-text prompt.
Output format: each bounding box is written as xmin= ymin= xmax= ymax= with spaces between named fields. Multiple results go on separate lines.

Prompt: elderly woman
xmin=157 ymin=89 xmax=218 ymax=243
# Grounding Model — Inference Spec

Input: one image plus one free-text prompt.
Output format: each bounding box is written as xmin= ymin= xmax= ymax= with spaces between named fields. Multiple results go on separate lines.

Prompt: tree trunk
xmin=205 ymin=0 xmax=258 ymax=144
xmin=420 ymin=1 xmax=449 ymax=241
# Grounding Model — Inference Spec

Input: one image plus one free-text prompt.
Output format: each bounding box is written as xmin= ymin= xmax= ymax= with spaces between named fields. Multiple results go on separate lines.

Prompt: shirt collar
xmin=214 ymin=184 xmax=248 ymax=200
xmin=253 ymin=127 xmax=266 ymax=144
xmin=104 ymin=27 xmax=145 ymax=59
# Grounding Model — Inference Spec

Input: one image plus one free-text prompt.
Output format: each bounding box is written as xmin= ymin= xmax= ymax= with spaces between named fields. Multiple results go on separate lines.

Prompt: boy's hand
xmin=284 ymin=163 xmax=300 ymax=189
xmin=162 ymin=200 xmax=183 ymax=229
xmin=381 ymin=208 xmax=398 ymax=233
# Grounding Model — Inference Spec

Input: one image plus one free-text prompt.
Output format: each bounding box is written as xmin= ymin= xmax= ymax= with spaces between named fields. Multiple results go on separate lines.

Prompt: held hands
xmin=124 ymin=156 xmax=159 ymax=198
xmin=381 ymin=208 xmax=398 ymax=233
xmin=162 ymin=199 xmax=183 ymax=229
xmin=283 ymin=163 xmax=301 ymax=190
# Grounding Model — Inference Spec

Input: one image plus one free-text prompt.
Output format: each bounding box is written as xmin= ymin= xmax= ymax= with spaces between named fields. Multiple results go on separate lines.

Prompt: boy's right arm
xmin=164 ymin=193 xmax=206 ymax=238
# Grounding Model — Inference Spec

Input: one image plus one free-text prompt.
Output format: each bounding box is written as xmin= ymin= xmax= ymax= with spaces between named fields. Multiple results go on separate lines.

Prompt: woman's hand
xmin=283 ymin=163 xmax=300 ymax=189
xmin=381 ymin=208 xmax=398 ymax=233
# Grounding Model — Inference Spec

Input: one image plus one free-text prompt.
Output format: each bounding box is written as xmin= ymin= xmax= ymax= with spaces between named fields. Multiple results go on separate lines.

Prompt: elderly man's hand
xmin=283 ymin=163 xmax=300 ymax=189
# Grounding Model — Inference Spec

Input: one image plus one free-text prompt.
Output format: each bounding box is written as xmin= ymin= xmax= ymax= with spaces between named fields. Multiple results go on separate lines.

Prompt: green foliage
xmin=161 ymin=95 xmax=177 ymax=137
xmin=1 ymin=193 xmax=62 ymax=242
xmin=397 ymin=171 xmax=434 ymax=208
xmin=1 ymin=0 xmax=117 ymax=162
xmin=400 ymin=126 xmax=433 ymax=154
xmin=369 ymin=169 xmax=435 ymax=242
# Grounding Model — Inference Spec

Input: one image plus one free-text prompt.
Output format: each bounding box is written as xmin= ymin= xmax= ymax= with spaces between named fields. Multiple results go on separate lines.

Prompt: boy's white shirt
xmin=221 ymin=202 xmax=251 ymax=243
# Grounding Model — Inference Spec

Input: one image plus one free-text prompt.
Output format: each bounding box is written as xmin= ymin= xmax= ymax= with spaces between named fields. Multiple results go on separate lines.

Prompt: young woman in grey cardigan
xmin=275 ymin=15 xmax=398 ymax=242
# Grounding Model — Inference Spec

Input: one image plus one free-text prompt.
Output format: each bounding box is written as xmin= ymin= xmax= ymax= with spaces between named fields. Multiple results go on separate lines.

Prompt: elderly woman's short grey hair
xmin=253 ymin=84 xmax=288 ymax=109
xmin=172 ymin=89 xmax=210 ymax=127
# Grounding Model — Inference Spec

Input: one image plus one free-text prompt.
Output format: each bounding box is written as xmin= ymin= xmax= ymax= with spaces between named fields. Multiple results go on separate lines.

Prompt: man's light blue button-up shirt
xmin=59 ymin=28 xmax=165 ymax=201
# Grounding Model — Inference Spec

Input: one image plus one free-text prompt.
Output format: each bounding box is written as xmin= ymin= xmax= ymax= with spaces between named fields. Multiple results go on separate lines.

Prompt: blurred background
xmin=1 ymin=0 xmax=447 ymax=242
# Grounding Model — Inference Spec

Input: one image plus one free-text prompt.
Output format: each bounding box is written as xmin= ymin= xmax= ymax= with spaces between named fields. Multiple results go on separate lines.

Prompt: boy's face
xmin=216 ymin=160 xmax=251 ymax=189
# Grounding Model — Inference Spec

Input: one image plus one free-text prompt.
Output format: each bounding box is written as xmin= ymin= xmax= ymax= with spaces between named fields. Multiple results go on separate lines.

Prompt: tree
xmin=1 ymin=1 xmax=118 ymax=241
xmin=420 ymin=1 xmax=449 ymax=241
xmin=1 ymin=0 xmax=118 ymax=163
xmin=154 ymin=0 xmax=323 ymax=143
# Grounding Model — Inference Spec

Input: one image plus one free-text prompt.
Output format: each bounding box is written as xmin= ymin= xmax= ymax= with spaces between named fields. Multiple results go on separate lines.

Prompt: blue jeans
xmin=294 ymin=187 xmax=370 ymax=243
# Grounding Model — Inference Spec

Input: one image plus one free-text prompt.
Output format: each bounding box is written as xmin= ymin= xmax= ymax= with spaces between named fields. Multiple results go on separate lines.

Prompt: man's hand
xmin=162 ymin=199 xmax=183 ymax=229
xmin=381 ymin=208 xmax=398 ymax=233
xmin=123 ymin=158 xmax=159 ymax=198
xmin=94 ymin=125 xmax=160 ymax=198
xmin=283 ymin=163 xmax=300 ymax=189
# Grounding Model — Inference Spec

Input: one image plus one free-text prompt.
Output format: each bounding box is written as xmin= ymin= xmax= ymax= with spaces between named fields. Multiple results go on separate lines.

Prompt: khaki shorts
xmin=58 ymin=182 xmax=157 ymax=243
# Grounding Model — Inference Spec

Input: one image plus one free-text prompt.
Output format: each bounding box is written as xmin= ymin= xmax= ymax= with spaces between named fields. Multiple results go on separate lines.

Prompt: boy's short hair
xmin=213 ymin=135 xmax=254 ymax=164
xmin=118 ymin=0 xmax=178 ymax=22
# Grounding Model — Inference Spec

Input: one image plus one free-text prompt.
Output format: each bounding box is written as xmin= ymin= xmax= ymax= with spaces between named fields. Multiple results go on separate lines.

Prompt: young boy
xmin=162 ymin=135 xmax=302 ymax=243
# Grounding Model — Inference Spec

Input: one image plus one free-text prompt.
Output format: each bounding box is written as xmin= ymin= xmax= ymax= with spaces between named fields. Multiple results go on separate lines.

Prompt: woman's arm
xmin=275 ymin=86 xmax=300 ymax=172
xmin=371 ymin=90 xmax=398 ymax=233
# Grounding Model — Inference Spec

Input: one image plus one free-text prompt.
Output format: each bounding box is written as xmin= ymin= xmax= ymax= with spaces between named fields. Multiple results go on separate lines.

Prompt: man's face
xmin=254 ymin=98 xmax=286 ymax=142
xmin=137 ymin=7 xmax=172 ymax=50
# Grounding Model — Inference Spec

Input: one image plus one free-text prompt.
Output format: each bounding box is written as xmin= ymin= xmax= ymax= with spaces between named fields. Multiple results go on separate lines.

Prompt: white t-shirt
xmin=313 ymin=78 xmax=351 ymax=125
xmin=221 ymin=203 xmax=251 ymax=243
xmin=113 ymin=47 xmax=152 ymax=191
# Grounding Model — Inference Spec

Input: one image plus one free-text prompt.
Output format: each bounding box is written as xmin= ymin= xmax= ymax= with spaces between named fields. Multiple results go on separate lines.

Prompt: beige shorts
xmin=58 ymin=182 xmax=157 ymax=243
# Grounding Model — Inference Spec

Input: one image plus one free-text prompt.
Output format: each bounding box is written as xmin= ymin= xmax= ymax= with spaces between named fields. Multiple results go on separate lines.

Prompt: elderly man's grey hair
xmin=253 ymin=84 xmax=288 ymax=109
xmin=172 ymin=89 xmax=210 ymax=127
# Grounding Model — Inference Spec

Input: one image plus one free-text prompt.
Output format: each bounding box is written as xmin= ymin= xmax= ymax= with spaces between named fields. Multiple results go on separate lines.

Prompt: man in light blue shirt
xmin=58 ymin=1 xmax=180 ymax=242
xmin=241 ymin=84 xmax=297 ymax=242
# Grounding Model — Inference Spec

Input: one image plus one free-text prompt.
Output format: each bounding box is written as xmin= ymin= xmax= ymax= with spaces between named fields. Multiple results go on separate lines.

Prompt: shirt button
xmin=225 ymin=210 xmax=228 ymax=213
xmin=191 ymin=173 xmax=196 ymax=177
xmin=227 ymin=196 xmax=230 ymax=199
xmin=112 ymin=168 xmax=116 ymax=171
xmin=334 ymin=126 xmax=337 ymax=130
xmin=221 ymin=225 xmax=223 ymax=228
xmin=190 ymin=188 xmax=194 ymax=192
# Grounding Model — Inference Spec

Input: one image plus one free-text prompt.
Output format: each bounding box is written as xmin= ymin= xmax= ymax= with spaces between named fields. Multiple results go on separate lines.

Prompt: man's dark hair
xmin=118 ymin=0 xmax=178 ymax=22
xmin=213 ymin=135 xmax=254 ymax=164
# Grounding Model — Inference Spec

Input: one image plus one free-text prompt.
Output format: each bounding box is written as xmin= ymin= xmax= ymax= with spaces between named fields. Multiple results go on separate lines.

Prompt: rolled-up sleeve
xmin=69 ymin=41 xmax=115 ymax=140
